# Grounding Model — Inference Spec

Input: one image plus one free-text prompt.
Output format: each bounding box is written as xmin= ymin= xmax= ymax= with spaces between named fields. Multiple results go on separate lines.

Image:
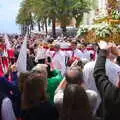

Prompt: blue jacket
xmin=0 ymin=72 xmax=18 ymax=97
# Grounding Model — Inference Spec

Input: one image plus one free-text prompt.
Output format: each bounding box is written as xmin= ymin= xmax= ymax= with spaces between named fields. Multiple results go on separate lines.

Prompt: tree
xmin=16 ymin=0 xmax=98 ymax=36
xmin=16 ymin=0 xmax=34 ymax=35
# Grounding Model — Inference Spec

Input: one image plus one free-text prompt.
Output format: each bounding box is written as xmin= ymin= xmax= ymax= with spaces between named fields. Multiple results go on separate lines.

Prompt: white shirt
xmin=54 ymin=88 xmax=98 ymax=115
xmin=1 ymin=97 xmax=16 ymax=120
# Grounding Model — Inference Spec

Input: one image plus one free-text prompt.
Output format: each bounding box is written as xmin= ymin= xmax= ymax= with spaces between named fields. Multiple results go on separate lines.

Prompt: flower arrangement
xmin=95 ymin=23 xmax=112 ymax=38
xmin=77 ymin=23 xmax=120 ymax=43
xmin=111 ymin=10 xmax=120 ymax=20
xmin=77 ymin=25 xmax=89 ymax=37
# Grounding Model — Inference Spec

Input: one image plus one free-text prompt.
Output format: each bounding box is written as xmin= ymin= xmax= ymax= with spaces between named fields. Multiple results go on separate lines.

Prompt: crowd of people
xmin=0 ymin=33 xmax=120 ymax=120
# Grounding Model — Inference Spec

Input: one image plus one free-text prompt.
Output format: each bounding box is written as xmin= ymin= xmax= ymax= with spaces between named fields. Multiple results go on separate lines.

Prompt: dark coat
xmin=22 ymin=101 xmax=58 ymax=120
xmin=94 ymin=50 xmax=120 ymax=120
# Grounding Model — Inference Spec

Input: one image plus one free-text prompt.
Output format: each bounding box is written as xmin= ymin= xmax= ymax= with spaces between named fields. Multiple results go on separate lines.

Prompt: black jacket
xmin=94 ymin=50 xmax=120 ymax=120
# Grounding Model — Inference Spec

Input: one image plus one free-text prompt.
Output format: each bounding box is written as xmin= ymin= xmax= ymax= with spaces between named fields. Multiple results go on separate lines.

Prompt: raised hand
xmin=98 ymin=41 xmax=108 ymax=50
xmin=111 ymin=45 xmax=120 ymax=56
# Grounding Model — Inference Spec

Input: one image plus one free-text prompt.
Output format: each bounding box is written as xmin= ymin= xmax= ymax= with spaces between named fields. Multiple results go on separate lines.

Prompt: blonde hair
xmin=32 ymin=64 xmax=48 ymax=76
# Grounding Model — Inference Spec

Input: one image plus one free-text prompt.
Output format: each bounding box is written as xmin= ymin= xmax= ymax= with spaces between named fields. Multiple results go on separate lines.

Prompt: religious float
xmin=77 ymin=0 xmax=120 ymax=44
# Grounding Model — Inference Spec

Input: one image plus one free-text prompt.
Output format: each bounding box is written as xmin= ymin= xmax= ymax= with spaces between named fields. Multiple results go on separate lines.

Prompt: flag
xmin=16 ymin=35 xmax=27 ymax=73
xmin=4 ymin=34 xmax=11 ymax=50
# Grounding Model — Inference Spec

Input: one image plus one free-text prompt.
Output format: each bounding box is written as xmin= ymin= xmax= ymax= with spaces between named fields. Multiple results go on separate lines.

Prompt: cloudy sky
xmin=0 ymin=0 xmax=21 ymax=33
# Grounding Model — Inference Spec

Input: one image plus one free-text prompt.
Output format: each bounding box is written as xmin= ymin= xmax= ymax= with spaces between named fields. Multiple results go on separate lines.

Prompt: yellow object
xmin=84 ymin=30 xmax=120 ymax=44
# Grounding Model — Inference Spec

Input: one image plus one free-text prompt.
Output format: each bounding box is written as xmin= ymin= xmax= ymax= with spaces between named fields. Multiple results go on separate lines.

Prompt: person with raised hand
xmin=94 ymin=41 xmax=120 ymax=120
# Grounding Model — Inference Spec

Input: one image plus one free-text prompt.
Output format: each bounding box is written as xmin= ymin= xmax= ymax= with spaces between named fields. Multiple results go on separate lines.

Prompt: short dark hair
xmin=65 ymin=66 xmax=83 ymax=85
xmin=47 ymin=57 xmax=52 ymax=63
xmin=54 ymin=44 xmax=60 ymax=49
xmin=71 ymin=40 xmax=77 ymax=45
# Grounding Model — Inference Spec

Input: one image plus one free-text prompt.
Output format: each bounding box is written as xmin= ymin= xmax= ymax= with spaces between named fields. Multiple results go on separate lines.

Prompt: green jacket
xmin=47 ymin=69 xmax=63 ymax=103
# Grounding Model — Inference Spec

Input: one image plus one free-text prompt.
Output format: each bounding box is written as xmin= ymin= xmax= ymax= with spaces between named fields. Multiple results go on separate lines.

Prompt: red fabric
xmin=43 ymin=47 xmax=72 ymax=51
xmin=7 ymin=49 xmax=15 ymax=58
xmin=87 ymin=47 xmax=94 ymax=51
xmin=92 ymin=50 xmax=96 ymax=60
xmin=61 ymin=48 xmax=72 ymax=51
xmin=67 ymin=57 xmax=80 ymax=66
xmin=17 ymin=118 xmax=22 ymax=120
xmin=0 ymin=44 xmax=5 ymax=50
xmin=52 ymin=52 xmax=56 ymax=58
xmin=117 ymin=80 xmax=120 ymax=88
xmin=0 ymin=57 xmax=4 ymax=77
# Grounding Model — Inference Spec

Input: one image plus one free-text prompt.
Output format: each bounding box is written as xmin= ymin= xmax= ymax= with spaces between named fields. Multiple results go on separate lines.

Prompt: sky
xmin=0 ymin=0 xmax=21 ymax=33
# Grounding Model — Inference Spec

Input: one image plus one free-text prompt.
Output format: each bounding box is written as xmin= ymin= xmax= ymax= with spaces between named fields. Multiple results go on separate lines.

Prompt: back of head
xmin=61 ymin=84 xmax=92 ymax=120
xmin=71 ymin=40 xmax=77 ymax=50
xmin=54 ymin=44 xmax=60 ymax=49
xmin=65 ymin=66 xmax=83 ymax=85
xmin=32 ymin=64 xmax=48 ymax=77
xmin=54 ymin=44 xmax=61 ymax=52
xmin=22 ymin=72 xmax=48 ymax=109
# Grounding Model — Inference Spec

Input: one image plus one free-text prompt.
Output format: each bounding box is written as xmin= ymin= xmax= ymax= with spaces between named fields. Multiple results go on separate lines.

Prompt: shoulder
xmin=107 ymin=60 xmax=120 ymax=70
xmin=83 ymin=61 xmax=95 ymax=71
xmin=85 ymin=90 xmax=98 ymax=112
xmin=2 ymin=97 xmax=12 ymax=107
xmin=85 ymin=89 xmax=98 ymax=105
xmin=54 ymin=88 xmax=64 ymax=104
xmin=1 ymin=97 xmax=15 ymax=114
xmin=76 ymin=49 xmax=82 ymax=53
xmin=86 ymin=90 xmax=98 ymax=98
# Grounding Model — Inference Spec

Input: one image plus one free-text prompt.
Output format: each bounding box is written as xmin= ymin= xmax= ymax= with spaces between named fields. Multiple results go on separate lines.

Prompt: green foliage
xmin=16 ymin=0 xmax=98 ymax=35
xmin=95 ymin=23 xmax=112 ymax=38
xmin=77 ymin=23 xmax=120 ymax=39
xmin=16 ymin=0 xmax=33 ymax=25
xmin=112 ymin=10 xmax=120 ymax=20
xmin=77 ymin=25 xmax=88 ymax=36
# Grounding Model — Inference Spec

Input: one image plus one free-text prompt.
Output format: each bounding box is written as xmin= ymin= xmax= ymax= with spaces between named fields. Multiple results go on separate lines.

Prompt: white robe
xmin=35 ymin=47 xmax=47 ymax=62
xmin=66 ymin=48 xmax=84 ymax=59
xmin=47 ymin=50 xmax=66 ymax=75
xmin=83 ymin=59 xmax=120 ymax=113
xmin=59 ymin=41 xmax=70 ymax=49
xmin=82 ymin=49 xmax=92 ymax=61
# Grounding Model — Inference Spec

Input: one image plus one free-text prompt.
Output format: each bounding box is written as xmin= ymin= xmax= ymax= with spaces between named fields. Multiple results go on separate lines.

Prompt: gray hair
xmin=32 ymin=64 xmax=48 ymax=77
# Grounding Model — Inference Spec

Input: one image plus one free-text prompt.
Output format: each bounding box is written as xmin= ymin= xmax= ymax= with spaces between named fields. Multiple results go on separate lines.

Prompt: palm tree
xmin=16 ymin=0 xmax=98 ymax=36
xmin=16 ymin=0 xmax=34 ymax=35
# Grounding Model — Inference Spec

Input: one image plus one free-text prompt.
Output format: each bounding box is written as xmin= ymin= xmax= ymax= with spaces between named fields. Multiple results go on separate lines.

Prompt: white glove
xmin=98 ymin=41 xmax=108 ymax=50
